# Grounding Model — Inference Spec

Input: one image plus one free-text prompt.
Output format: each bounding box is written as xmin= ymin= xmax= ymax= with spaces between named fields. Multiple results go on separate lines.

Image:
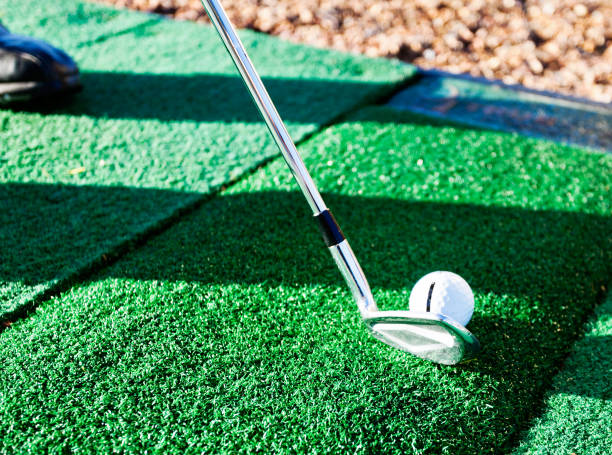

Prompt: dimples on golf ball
xmin=409 ymin=271 xmax=474 ymax=326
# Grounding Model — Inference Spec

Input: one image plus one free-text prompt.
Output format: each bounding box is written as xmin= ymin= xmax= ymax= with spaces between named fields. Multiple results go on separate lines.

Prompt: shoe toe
xmin=0 ymin=32 xmax=81 ymax=102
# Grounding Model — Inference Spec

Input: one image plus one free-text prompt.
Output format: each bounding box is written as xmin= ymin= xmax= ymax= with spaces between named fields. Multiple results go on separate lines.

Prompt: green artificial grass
xmin=514 ymin=292 xmax=612 ymax=455
xmin=0 ymin=1 xmax=413 ymax=317
xmin=0 ymin=183 xmax=198 ymax=314
xmin=1 ymin=107 xmax=610 ymax=453
xmin=0 ymin=0 xmax=154 ymax=48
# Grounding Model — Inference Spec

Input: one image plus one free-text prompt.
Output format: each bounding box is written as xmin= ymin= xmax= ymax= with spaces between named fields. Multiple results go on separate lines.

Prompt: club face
xmin=363 ymin=311 xmax=480 ymax=365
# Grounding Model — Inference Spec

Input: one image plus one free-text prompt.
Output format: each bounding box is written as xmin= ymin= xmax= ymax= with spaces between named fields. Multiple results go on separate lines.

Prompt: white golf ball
xmin=408 ymin=271 xmax=474 ymax=326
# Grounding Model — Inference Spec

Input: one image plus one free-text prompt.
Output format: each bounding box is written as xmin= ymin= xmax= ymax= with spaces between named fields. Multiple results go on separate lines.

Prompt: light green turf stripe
xmin=0 ymin=0 xmax=155 ymax=49
xmin=0 ymin=7 xmax=413 ymax=317
xmin=0 ymin=107 xmax=610 ymax=453
xmin=514 ymin=290 xmax=612 ymax=455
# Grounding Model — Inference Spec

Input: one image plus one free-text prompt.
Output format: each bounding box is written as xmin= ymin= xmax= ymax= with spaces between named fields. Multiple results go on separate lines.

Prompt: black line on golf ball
xmin=426 ymin=282 xmax=435 ymax=312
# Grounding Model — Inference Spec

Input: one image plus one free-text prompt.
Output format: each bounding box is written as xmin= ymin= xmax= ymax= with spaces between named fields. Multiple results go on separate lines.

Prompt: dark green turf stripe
xmin=513 ymin=290 xmax=612 ymax=455
xmin=1 ymin=107 xmax=610 ymax=453
xmin=0 ymin=183 xmax=201 ymax=318
xmin=0 ymin=8 xmax=413 ymax=317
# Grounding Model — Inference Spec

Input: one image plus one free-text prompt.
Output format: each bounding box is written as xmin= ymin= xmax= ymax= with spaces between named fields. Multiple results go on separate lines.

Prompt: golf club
xmin=200 ymin=0 xmax=480 ymax=365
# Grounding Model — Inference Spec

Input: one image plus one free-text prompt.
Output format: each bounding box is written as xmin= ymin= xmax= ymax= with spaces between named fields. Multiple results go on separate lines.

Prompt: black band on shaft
xmin=315 ymin=209 xmax=345 ymax=247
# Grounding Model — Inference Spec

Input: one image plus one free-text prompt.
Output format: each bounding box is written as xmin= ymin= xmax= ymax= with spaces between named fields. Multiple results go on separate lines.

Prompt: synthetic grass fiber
xmin=1 ymin=107 xmax=610 ymax=453
xmin=514 ymin=292 xmax=612 ymax=455
xmin=0 ymin=0 xmax=413 ymax=317
xmin=0 ymin=0 xmax=153 ymax=48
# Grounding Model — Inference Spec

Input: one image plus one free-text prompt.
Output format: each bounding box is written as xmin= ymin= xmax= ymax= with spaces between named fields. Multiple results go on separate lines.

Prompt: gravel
xmin=98 ymin=0 xmax=612 ymax=104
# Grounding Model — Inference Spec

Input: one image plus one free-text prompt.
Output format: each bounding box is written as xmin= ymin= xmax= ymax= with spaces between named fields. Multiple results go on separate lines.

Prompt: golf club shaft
xmin=200 ymin=0 xmax=377 ymax=314
xmin=201 ymin=0 xmax=323 ymax=214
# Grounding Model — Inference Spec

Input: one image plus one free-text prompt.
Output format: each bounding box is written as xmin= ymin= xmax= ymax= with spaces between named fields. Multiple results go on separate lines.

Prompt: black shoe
xmin=0 ymin=23 xmax=82 ymax=104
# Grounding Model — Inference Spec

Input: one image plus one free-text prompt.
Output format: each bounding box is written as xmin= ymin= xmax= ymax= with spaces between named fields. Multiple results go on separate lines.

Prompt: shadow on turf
xmin=4 ymin=71 xmax=402 ymax=125
xmin=2 ymin=183 xmax=610 ymax=361
xmin=4 ymin=71 xmax=485 ymax=135
xmin=3 ymin=182 xmax=610 ymax=294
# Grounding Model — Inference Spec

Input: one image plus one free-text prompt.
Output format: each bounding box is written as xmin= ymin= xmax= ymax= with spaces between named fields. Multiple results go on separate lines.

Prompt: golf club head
xmin=363 ymin=311 xmax=480 ymax=365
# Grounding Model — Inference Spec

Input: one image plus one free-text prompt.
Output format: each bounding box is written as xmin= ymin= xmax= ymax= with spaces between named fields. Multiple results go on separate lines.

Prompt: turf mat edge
xmin=512 ymin=288 xmax=612 ymax=455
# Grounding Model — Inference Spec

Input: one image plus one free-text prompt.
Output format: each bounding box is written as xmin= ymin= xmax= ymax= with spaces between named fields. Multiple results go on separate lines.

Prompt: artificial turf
xmin=0 ymin=107 xmax=610 ymax=453
xmin=0 ymin=0 xmax=154 ymax=48
xmin=514 ymin=293 xmax=612 ymax=455
xmin=0 ymin=0 xmax=412 ymax=317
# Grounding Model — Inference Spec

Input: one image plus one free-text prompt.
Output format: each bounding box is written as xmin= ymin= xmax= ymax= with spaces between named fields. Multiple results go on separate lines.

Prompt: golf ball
xmin=408 ymin=271 xmax=474 ymax=326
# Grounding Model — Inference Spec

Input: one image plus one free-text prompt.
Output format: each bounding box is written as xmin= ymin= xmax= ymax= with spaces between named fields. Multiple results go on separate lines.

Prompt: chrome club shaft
xmin=200 ymin=0 xmax=377 ymax=315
